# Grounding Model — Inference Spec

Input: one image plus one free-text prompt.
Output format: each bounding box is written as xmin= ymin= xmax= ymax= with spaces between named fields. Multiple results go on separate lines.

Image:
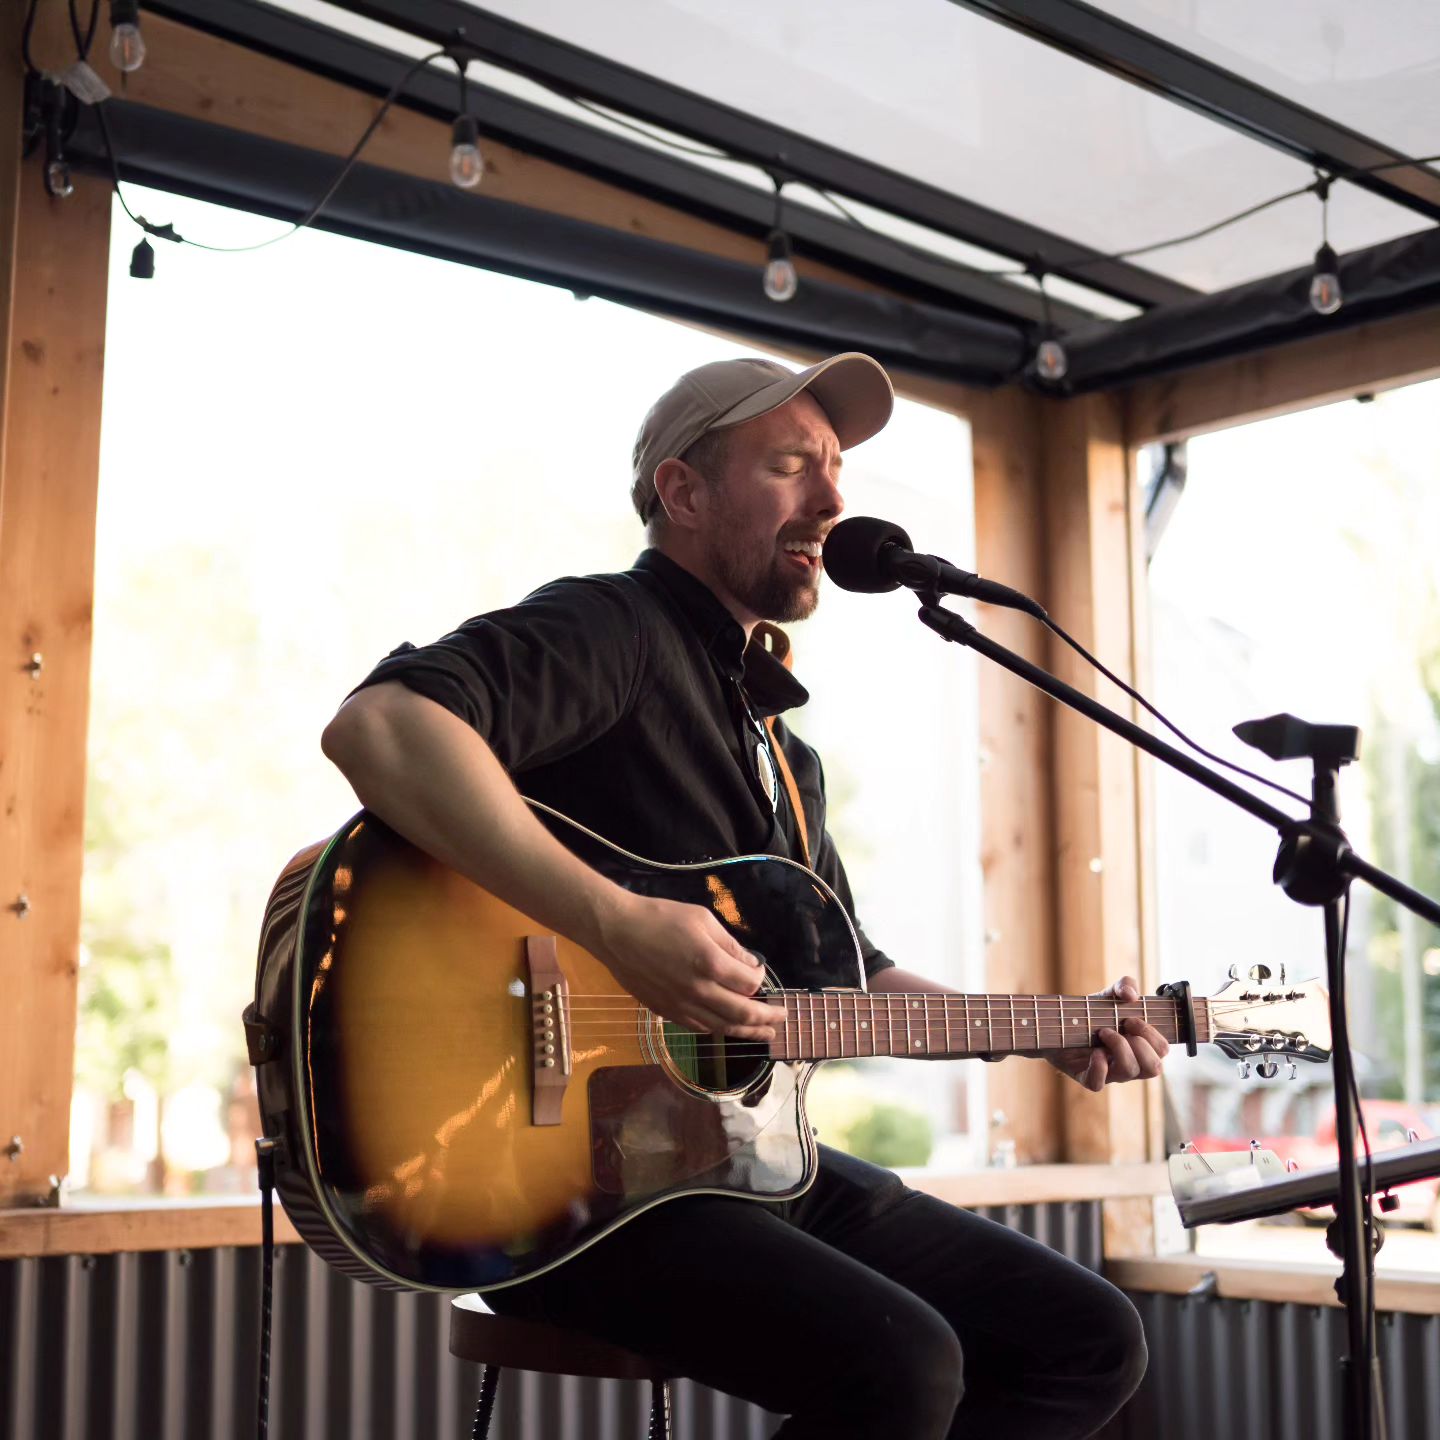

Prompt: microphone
xmin=822 ymin=516 xmax=1045 ymax=617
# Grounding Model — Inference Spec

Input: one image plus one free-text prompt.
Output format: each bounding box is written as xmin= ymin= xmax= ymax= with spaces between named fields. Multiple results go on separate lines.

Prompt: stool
xmin=449 ymin=1294 xmax=678 ymax=1439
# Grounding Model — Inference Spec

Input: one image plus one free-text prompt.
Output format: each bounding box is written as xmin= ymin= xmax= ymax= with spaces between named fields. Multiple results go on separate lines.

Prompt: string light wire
xmin=93 ymin=46 xmax=448 ymax=255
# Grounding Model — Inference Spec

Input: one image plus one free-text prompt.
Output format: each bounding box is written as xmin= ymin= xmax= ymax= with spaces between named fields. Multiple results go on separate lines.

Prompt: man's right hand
xmin=593 ymin=891 xmax=786 ymax=1042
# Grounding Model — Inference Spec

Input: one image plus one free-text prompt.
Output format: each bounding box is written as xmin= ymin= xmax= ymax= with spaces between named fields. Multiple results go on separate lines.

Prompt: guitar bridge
xmin=526 ymin=935 xmax=571 ymax=1125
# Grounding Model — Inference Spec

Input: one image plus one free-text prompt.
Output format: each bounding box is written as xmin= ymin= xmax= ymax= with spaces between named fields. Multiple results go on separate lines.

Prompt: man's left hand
xmin=1043 ymin=976 xmax=1169 ymax=1092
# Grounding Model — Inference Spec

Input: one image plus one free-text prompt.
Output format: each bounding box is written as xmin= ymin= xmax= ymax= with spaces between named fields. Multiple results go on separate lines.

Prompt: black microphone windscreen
xmin=822 ymin=516 xmax=914 ymax=593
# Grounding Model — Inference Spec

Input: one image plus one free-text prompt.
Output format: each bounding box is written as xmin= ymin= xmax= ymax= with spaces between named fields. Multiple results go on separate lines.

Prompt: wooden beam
xmin=968 ymin=386 xmax=1063 ymax=1163
xmin=1106 ymin=1253 xmax=1440 ymax=1318
xmin=1038 ymin=392 xmax=1162 ymax=1254
xmin=0 ymin=26 xmax=113 ymax=1201
xmin=0 ymin=1165 xmax=1164 ymax=1257
xmin=1122 ymin=304 xmax=1440 ymax=448
xmin=0 ymin=1199 xmax=300 ymax=1258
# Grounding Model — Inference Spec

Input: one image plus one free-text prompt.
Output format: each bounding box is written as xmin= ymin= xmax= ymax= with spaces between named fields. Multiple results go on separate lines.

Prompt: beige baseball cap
xmin=631 ymin=352 xmax=894 ymax=521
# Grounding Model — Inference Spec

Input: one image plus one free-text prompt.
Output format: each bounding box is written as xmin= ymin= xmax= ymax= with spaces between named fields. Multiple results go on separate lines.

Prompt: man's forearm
xmin=868 ymin=966 xmax=958 ymax=996
xmin=320 ymin=681 xmax=631 ymax=956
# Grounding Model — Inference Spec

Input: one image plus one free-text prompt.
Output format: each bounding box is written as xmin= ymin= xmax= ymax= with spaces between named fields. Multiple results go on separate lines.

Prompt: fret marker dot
xmin=913 ymin=1040 xmax=922 ymax=1049
xmin=860 ymin=1021 xmax=869 ymax=1030
xmin=1021 ymin=1018 xmax=1029 ymax=1026
xmin=974 ymin=1020 xmax=982 ymax=1028
xmin=829 ymin=1022 xmax=838 ymax=1030
xmin=911 ymin=1001 xmax=921 ymax=1009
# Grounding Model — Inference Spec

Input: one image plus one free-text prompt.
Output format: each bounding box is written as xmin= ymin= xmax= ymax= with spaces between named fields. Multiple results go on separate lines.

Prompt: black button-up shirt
xmin=354 ymin=547 xmax=893 ymax=979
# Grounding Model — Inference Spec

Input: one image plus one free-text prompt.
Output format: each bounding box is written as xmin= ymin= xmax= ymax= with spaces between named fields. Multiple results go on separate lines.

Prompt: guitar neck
xmin=767 ymin=991 xmax=1212 ymax=1063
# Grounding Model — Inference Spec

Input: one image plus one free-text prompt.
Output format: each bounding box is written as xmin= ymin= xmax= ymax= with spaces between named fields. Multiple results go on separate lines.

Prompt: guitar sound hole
xmin=661 ymin=1023 xmax=769 ymax=1094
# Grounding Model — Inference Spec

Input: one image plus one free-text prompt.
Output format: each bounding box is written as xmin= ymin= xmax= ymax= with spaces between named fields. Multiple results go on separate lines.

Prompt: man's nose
xmin=810 ymin=465 xmax=843 ymax=517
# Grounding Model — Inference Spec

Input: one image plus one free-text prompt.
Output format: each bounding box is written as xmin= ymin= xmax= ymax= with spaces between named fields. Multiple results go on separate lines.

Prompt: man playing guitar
xmin=319 ymin=352 xmax=1164 ymax=1438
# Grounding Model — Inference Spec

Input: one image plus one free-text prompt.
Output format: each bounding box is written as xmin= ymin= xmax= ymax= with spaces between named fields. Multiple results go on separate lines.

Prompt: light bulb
xmin=45 ymin=160 xmax=74 ymax=198
xmin=450 ymin=114 xmax=483 ymax=189
xmin=763 ymin=230 xmax=798 ymax=303
xmin=1035 ymin=336 xmax=1068 ymax=382
xmin=110 ymin=21 xmax=146 ymax=72
xmin=1309 ymin=243 xmax=1342 ymax=316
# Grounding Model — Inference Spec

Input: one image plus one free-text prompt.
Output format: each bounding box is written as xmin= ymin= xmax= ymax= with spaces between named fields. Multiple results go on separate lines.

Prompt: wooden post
xmin=0 ymin=9 xmax=113 ymax=1202
xmin=969 ymin=386 xmax=1063 ymax=1162
xmin=1040 ymin=392 xmax=1161 ymax=1254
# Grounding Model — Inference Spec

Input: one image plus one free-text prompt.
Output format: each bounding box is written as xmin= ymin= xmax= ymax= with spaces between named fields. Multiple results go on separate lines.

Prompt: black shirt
xmin=354 ymin=547 xmax=894 ymax=980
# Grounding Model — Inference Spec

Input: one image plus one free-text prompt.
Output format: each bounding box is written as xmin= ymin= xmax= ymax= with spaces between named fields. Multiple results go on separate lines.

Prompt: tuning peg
xmin=1249 ymin=964 xmax=1272 ymax=983
xmin=1256 ymin=1059 xmax=1280 ymax=1079
xmin=1279 ymin=963 xmax=1287 ymax=985
xmin=1237 ymin=1060 xmax=1252 ymax=1080
xmin=1287 ymin=1062 xmax=1298 ymax=1080
xmin=1227 ymin=964 xmax=1240 ymax=981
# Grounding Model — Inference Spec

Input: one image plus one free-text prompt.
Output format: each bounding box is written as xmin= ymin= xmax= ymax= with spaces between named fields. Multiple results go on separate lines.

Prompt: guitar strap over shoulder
xmin=753 ymin=621 xmax=812 ymax=869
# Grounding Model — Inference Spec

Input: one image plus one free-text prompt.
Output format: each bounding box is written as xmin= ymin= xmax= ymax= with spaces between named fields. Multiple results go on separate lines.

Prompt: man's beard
xmin=707 ymin=535 xmax=820 ymax=624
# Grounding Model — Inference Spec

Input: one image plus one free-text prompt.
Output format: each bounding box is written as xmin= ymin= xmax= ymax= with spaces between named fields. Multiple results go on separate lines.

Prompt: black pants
xmin=485 ymin=1146 xmax=1148 ymax=1439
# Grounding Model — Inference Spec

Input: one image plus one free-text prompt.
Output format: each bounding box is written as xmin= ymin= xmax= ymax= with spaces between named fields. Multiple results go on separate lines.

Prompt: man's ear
xmin=653 ymin=457 xmax=706 ymax=532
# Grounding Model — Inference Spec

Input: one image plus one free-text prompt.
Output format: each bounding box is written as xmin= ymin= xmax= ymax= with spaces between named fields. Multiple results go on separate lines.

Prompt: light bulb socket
xmin=130 ymin=237 xmax=155 ymax=279
xmin=766 ymin=229 xmax=792 ymax=266
xmin=110 ymin=0 xmax=140 ymax=23
xmin=1313 ymin=242 xmax=1339 ymax=276
xmin=452 ymin=113 xmax=479 ymax=148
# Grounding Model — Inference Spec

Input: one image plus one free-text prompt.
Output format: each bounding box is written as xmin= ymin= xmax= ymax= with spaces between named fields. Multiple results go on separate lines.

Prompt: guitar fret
xmin=775 ymin=991 xmax=1210 ymax=1064
xmin=776 ymin=991 xmax=1211 ymax=1064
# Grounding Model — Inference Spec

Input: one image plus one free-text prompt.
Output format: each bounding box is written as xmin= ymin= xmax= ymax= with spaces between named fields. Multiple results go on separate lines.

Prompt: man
xmin=321 ymin=352 xmax=1160 ymax=1439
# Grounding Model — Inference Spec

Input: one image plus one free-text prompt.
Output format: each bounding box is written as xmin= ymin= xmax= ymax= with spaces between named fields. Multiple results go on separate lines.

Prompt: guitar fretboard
xmin=765 ymin=992 xmax=1211 ymax=1062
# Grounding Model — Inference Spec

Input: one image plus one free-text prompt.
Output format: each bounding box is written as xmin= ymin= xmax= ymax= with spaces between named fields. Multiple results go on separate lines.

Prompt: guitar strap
xmin=753 ymin=621 xmax=812 ymax=869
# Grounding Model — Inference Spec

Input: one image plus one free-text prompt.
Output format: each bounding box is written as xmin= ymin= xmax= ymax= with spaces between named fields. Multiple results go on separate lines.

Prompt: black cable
xmin=21 ymin=0 xmax=41 ymax=72
xmin=67 ymin=0 xmax=100 ymax=60
xmin=96 ymin=47 xmax=448 ymax=254
xmin=1036 ymin=614 xmax=1311 ymax=805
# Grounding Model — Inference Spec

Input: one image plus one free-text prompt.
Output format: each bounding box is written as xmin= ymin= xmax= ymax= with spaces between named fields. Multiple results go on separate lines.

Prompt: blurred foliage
xmin=805 ymin=1063 xmax=934 ymax=1167
xmin=78 ymin=762 xmax=180 ymax=1097
xmin=845 ymin=1102 xmax=934 ymax=1168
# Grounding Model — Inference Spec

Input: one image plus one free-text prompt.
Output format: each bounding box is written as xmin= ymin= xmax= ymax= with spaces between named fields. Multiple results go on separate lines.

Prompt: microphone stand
xmin=915 ymin=597 xmax=1440 ymax=1440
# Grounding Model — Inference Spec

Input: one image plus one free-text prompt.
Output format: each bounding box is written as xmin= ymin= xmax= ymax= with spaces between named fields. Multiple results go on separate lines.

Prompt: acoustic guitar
xmin=245 ymin=803 xmax=1332 ymax=1292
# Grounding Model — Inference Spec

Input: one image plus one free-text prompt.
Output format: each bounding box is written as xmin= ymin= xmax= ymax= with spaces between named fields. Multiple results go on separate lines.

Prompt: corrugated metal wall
xmin=1120 ymin=1290 xmax=1440 ymax=1440
xmin=5 ymin=1201 xmax=1433 ymax=1440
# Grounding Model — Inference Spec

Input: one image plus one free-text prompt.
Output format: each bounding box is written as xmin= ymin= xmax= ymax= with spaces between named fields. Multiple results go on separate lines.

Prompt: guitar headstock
xmin=1207 ymin=966 xmax=1331 ymax=1074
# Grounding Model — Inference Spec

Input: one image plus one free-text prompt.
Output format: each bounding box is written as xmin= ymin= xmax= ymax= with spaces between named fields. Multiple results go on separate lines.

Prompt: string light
xmin=108 ymin=0 xmax=146 ymax=74
xmin=447 ymin=50 xmax=484 ymax=189
xmin=1029 ymin=266 xmax=1068 ymax=383
xmin=763 ymin=178 xmax=799 ymax=303
xmin=450 ymin=113 xmax=483 ymax=188
xmin=1309 ymin=177 xmax=1343 ymax=316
